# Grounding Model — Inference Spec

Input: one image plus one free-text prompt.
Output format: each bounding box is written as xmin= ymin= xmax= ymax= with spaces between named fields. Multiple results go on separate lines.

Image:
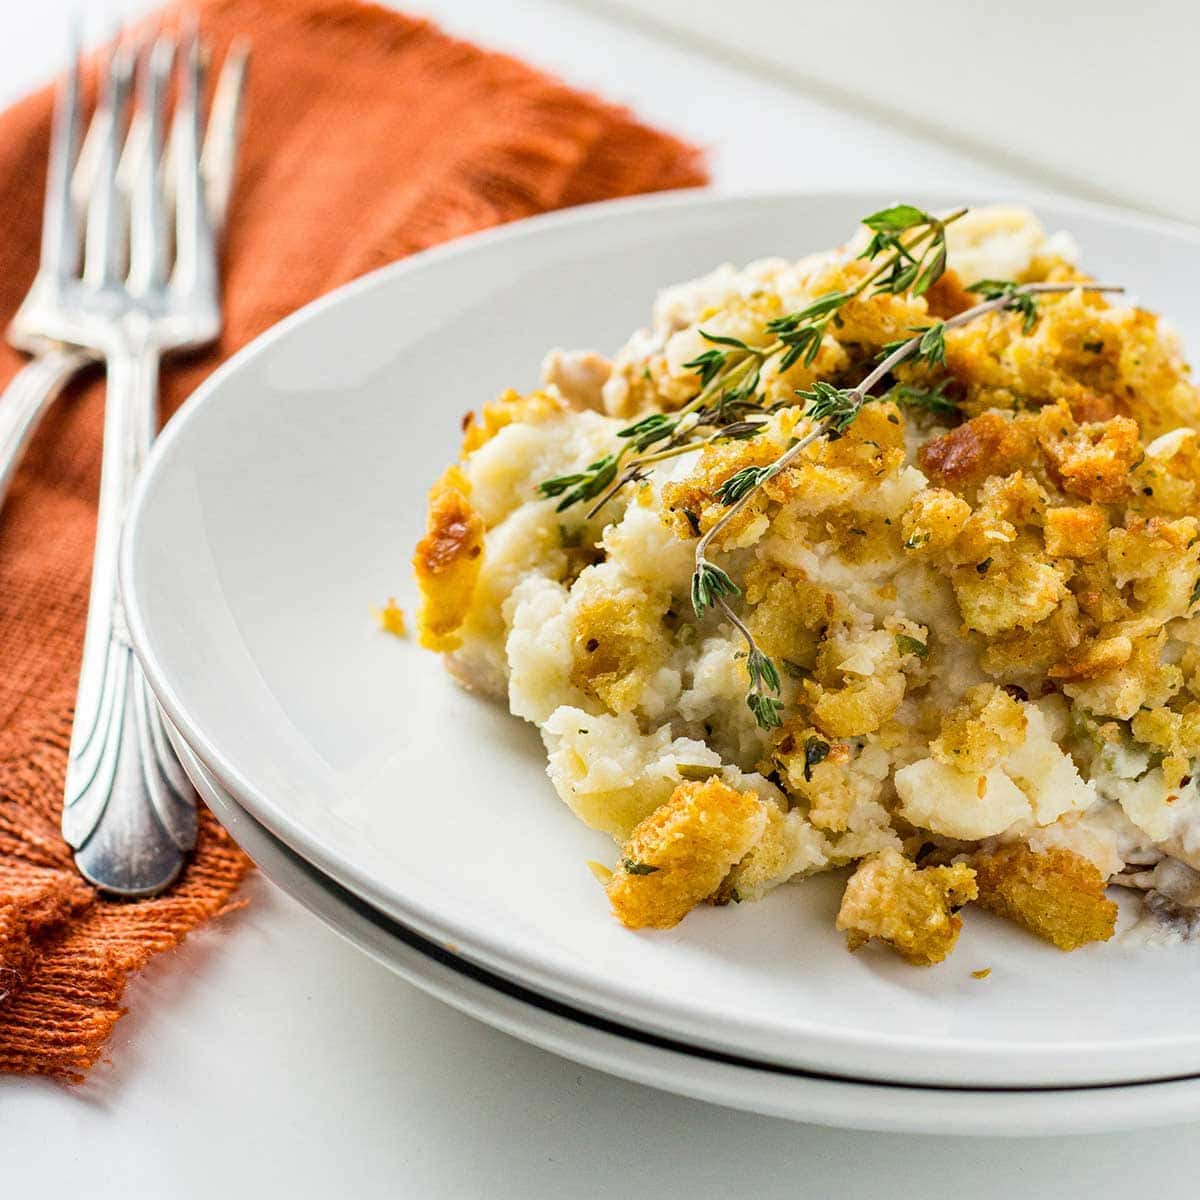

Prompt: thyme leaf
xmin=715 ymin=464 xmax=775 ymax=504
xmin=691 ymin=560 xmax=740 ymax=618
xmin=895 ymin=634 xmax=929 ymax=659
xmin=795 ymin=380 xmax=863 ymax=433
xmin=622 ymin=859 xmax=659 ymax=876
xmin=747 ymin=694 xmax=785 ymax=731
xmin=803 ymin=736 xmax=831 ymax=782
xmin=537 ymin=453 xmax=620 ymax=512
xmin=967 ymin=279 xmax=1039 ymax=332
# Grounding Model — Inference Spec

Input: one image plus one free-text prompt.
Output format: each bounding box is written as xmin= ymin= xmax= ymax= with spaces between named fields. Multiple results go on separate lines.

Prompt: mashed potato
xmin=412 ymin=205 xmax=1200 ymax=964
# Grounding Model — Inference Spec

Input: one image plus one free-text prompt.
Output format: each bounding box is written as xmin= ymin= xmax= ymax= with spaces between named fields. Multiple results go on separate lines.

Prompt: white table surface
xmin=3 ymin=2 xmax=1198 ymax=1195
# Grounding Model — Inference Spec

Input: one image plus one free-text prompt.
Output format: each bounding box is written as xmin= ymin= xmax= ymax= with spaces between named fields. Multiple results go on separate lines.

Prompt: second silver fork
xmin=0 ymin=27 xmax=246 ymax=515
xmin=27 ymin=30 xmax=242 ymax=895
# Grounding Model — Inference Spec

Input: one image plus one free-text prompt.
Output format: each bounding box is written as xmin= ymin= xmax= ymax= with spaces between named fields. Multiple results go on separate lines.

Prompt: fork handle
xmin=62 ymin=345 xmax=197 ymax=896
xmin=0 ymin=345 xmax=94 ymax=512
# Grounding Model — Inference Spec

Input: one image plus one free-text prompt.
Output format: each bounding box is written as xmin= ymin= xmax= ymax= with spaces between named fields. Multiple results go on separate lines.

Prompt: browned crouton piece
xmin=459 ymin=388 xmax=564 ymax=455
xmin=1039 ymin=413 xmax=1141 ymax=503
xmin=413 ymin=466 xmax=486 ymax=651
xmin=971 ymin=843 xmax=1116 ymax=951
xmin=836 ymin=848 xmax=978 ymax=966
xmin=1049 ymin=635 xmax=1133 ymax=682
xmin=917 ymin=411 xmax=1036 ymax=491
xmin=1043 ymin=505 xmax=1109 ymax=559
xmin=606 ymin=779 xmax=767 ymax=930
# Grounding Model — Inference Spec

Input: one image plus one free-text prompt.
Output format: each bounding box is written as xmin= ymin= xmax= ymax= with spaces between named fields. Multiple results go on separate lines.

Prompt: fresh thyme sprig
xmin=714 ymin=464 xmax=777 ymax=504
xmin=745 ymin=648 xmax=784 ymax=730
xmin=540 ymin=206 xmax=967 ymax=520
xmin=688 ymin=278 xmax=1124 ymax=730
xmin=882 ymin=322 xmax=947 ymax=367
xmin=532 ymin=201 xmax=1127 ymax=732
xmin=766 ymin=205 xmax=965 ymax=371
xmin=967 ymin=279 xmax=1040 ymax=332
xmin=538 ymin=453 xmax=620 ymax=512
xmin=857 ymin=204 xmax=954 ymax=298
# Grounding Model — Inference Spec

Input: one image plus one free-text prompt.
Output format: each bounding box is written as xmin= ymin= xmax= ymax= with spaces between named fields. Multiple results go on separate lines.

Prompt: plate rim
xmin=168 ymin=716 xmax=1200 ymax=1137
xmin=123 ymin=185 xmax=1200 ymax=1088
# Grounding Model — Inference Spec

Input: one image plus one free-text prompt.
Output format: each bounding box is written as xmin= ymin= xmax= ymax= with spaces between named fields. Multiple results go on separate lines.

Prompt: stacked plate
xmin=121 ymin=190 xmax=1200 ymax=1137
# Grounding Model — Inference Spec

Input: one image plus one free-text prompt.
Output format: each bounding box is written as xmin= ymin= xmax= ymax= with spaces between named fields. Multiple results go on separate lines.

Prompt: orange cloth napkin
xmin=0 ymin=0 xmax=707 ymax=1081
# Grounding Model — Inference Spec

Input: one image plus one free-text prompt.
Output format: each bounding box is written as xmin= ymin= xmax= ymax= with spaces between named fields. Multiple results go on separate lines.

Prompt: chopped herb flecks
xmin=896 ymin=634 xmax=929 ymax=659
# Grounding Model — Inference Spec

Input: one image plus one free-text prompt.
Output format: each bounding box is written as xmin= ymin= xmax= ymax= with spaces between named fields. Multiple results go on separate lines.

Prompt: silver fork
xmin=26 ymin=30 xmax=239 ymax=896
xmin=0 ymin=26 xmax=247 ymax=514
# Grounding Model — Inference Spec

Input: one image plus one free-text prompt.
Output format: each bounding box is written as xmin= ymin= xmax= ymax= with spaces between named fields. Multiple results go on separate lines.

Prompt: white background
xmin=2 ymin=1 xmax=1198 ymax=1195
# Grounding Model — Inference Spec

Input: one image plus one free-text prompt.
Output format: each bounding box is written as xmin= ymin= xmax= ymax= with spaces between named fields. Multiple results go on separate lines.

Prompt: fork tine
xmin=201 ymin=37 xmax=249 ymax=236
xmin=171 ymin=27 xmax=215 ymax=296
xmin=82 ymin=38 xmax=135 ymax=288
xmin=127 ymin=36 xmax=174 ymax=294
xmin=40 ymin=19 xmax=84 ymax=281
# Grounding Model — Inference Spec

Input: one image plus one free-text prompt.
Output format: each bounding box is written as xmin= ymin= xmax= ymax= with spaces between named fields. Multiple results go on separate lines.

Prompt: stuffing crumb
xmin=586 ymin=859 xmax=613 ymax=885
xmin=606 ymin=779 xmax=767 ymax=930
xmin=372 ymin=597 xmax=406 ymax=637
xmin=413 ymin=465 xmax=486 ymax=651
xmin=836 ymin=848 xmax=978 ymax=966
xmin=971 ymin=967 xmax=992 ymax=980
xmin=971 ymin=843 xmax=1117 ymax=951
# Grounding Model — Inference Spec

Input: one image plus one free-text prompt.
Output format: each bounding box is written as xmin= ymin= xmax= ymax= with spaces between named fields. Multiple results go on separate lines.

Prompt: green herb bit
xmin=895 ymin=634 xmax=929 ymax=659
xmin=684 ymin=329 xmax=762 ymax=394
xmin=967 ymin=279 xmax=1039 ymax=333
xmin=860 ymin=206 xmax=952 ymax=297
xmin=976 ymin=557 xmax=993 ymax=575
xmin=861 ymin=203 xmax=931 ymax=234
xmin=715 ymin=464 xmax=775 ymax=505
xmin=683 ymin=346 xmax=730 ymax=388
xmin=802 ymin=736 xmax=831 ymax=782
xmin=796 ymin=380 xmax=863 ymax=434
xmin=677 ymin=762 xmax=722 ymax=782
xmin=916 ymin=322 xmax=947 ymax=365
xmin=695 ymin=329 xmax=759 ymax=350
xmin=776 ymin=324 xmax=826 ymax=371
xmin=538 ymin=453 xmax=620 ymax=512
xmin=1190 ymin=576 xmax=1200 ymax=609
xmin=882 ymin=322 xmax=947 ymax=371
xmin=718 ymin=420 xmax=767 ymax=440
xmin=691 ymin=560 xmax=741 ymax=618
xmin=746 ymin=648 xmax=782 ymax=696
xmin=559 ymin=524 xmax=583 ymax=549
xmin=622 ymin=859 xmax=660 ymax=876
xmin=618 ymin=412 xmax=676 ymax=453
xmin=747 ymin=693 xmax=784 ymax=730
xmin=1083 ymin=339 xmax=1105 ymax=353
xmin=767 ymin=290 xmax=854 ymax=333
xmin=891 ymin=380 xmax=958 ymax=417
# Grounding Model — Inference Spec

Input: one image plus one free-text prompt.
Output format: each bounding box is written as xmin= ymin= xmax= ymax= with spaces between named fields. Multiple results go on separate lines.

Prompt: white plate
xmin=165 ymin=718 xmax=1200 ymax=1137
xmin=123 ymin=189 xmax=1200 ymax=1089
